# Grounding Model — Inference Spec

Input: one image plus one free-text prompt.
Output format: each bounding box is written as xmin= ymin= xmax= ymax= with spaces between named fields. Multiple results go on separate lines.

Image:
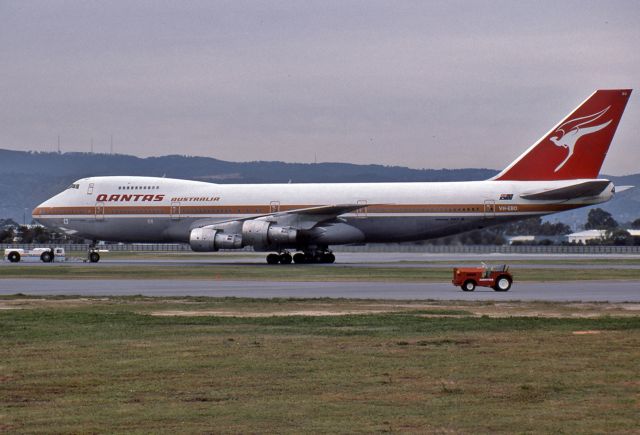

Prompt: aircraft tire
xmin=7 ymin=251 xmax=20 ymax=263
xmin=462 ymin=280 xmax=476 ymax=292
xmin=280 ymin=253 xmax=292 ymax=264
xmin=89 ymin=252 xmax=100 ymax=263
xmin=323 ymin=253 xmax=335 ymax=264
xmin=266 ymin=253 xmax=280 ymax=265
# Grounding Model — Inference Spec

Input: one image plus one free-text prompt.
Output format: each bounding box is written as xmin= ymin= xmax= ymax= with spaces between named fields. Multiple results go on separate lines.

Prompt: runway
xmin=2 ymin=252 xmax=639 ymax=301
xmin=1 ymin=279 xmax=638 ymax=302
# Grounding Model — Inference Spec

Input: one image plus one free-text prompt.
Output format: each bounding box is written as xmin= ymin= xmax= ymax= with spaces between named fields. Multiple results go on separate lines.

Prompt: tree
xmin=606 ymin=229 xmax=634 ymax=246
xmin=0 ymin=218 xmax=19 ymax=228
xmin=0 ymin=227 xmax=14 ymax=243
xmin=539 ymin=221 xmax=571 ymax=236
xmin=502 ymin=217 xmax=570 ymax=237
xmin=584 ymin=208 xmax=618 ymax=230
xmin=632 ymin=218 xmax=640 ymax=229
xmin=16 ymin=226 xmax=33 ymax=243
xmin=503 ymin=217 xmax=542 ymax=235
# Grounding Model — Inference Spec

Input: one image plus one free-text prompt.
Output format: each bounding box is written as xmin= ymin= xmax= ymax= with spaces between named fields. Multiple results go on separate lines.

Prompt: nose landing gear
xmin=87 ymin=241 xmax=101 ymax=263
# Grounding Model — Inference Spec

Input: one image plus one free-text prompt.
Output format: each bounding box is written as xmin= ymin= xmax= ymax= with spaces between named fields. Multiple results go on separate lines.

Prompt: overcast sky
xmin=1 ymin=1 xmax=639 ymax=174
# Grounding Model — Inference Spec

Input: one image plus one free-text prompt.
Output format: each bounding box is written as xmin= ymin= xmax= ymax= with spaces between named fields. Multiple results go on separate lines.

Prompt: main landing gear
xmin=266 ymin=252 xmax=292 ymax=265
xmin=265 ymin=250 xmax=335 ymax=264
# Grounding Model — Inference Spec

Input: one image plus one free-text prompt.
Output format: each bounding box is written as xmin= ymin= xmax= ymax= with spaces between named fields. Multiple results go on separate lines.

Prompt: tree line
xmin=0 ymin=219 xmax=84 ymax=244
xmin=425 ymin=208 xmax=640 ymax=246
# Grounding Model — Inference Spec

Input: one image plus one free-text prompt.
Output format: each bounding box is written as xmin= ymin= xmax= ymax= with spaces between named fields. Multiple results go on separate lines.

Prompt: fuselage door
xmin=484 ymin=200 xmax=496 ymax=218
xmin=270 ymin=201 xmax=280 ymax=213
xmin=95 ymin=201 xmax=105 ymax=221
xmin=170 ymin=201 xmax=181 ymax=220
xmin=356 ymin=199 xmax=368 ymax=218
xmin=87 ymin=183 xmax=94 ymax=195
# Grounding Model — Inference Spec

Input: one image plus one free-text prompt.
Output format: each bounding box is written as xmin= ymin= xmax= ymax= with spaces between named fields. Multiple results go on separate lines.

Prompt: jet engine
xmin=241 ymin=220 xmax=297 ymax=251
xmin=189 ymin=227 xmax=242 ymax=252
xmin=189 ymin=220 xmax=297 ymax=252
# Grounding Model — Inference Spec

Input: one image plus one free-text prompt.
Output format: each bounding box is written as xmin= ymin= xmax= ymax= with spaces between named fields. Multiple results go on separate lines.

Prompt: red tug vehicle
xmin=452 ymin=263 xmax=513 ymax=292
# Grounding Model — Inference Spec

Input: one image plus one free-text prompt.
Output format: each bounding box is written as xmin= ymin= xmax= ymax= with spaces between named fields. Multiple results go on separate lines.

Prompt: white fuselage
xmin=33 ymin=176 xmax=614 ymax=248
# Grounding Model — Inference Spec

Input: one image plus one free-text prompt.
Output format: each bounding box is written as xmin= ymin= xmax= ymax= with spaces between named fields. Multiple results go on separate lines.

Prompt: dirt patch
xmin=147 ymin=301 xmax=640 ymax=318
xmin=4 ymin=298 xmax=638 ymax=319
xmin=572 ymin=330 xmax=602 ymax=335
xmin=149 ymin=309 xmax=396 ymax=317
xmin=619 ymin=304 xmax=640 ymax=311
xmin=461 ymin=302 xmax=640 ymax=318
xmin=0 ymin=298 xmax=98 ymax=310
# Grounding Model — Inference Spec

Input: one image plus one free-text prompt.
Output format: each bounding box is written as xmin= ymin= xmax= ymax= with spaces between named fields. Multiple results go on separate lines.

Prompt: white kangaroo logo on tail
xmin=550 ymin=106 xmax=612 ymax=172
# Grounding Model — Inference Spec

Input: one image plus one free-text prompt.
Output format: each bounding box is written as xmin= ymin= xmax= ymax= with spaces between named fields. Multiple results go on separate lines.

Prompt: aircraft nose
xmin=32 ymin=203 xmax=45 ymax=221
xmin=32 ymin=197 xmax=54 ymax=223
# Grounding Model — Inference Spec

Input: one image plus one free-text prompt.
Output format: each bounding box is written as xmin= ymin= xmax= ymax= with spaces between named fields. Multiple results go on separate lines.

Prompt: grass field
xmin=2 ymin=262 xmax=640 ymax=282
xmin=1 ymin=296 xmax=639 ymax=433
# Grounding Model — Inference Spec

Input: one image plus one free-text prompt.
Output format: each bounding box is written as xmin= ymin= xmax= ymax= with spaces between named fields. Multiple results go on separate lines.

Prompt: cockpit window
xmin=66 ymin=183 xmax=80 ymax=189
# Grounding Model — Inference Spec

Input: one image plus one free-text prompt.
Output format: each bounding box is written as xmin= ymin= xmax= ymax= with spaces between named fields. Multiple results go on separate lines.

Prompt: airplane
xmin=33 ymin=89 xmax=632 ymax=264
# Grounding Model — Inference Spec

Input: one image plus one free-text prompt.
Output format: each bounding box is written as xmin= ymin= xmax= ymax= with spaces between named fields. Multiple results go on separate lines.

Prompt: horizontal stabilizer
xmin=615 ymin=185 xmax=634 ymax=193
xmin=520 ymin=180 xmax=611 ymax=200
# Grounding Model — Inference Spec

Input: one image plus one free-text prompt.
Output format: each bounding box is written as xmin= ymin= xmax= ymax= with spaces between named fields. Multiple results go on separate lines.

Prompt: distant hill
xmin=0 ymin=148 xmax=637 ymax=226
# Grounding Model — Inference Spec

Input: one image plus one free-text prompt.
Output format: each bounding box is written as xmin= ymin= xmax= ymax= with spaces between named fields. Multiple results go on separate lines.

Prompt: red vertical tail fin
xmin=494 ymin=89 xmax=631 ymax=181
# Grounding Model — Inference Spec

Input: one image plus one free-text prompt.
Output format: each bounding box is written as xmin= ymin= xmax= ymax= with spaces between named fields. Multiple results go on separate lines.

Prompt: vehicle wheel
xmin=7 ymin=251 xmax=20 ymax=263
xmin=462 ymin=280 xmax=476 ymax=292
xmin=89 ymin=252 xmax=100 ymax=263
xmin=280 ymin=253 xmax=292 ymax=264
xmin=266 ymin=253 xmax=280 ymax=264
xmin=40 ymin=252 xmax=53 ymax=263
xmin=293 ymin=253 xmax=306 ymax=264
xmin=494 ymin=276 xmax=512 ymax=291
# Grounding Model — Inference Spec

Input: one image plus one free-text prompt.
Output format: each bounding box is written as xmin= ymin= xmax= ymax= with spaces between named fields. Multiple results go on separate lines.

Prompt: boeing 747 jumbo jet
xmin=34 ymin=89 xmax=632 ymax=264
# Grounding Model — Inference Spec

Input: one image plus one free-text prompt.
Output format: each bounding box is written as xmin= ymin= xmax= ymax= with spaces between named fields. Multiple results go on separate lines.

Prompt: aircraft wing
xmin=204 ymin=203 xmax=370 ymax=230
xmin=266 ymin=204 xmax=370 ymax=229
xmin=520 ymin=180 xmax=611 ymax=201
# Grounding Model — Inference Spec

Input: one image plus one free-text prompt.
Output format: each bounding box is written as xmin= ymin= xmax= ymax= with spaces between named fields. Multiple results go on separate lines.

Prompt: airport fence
xmin=334 ymin=244 xmax=640 ymax=254
xmin=2 ymin=243 xmax=640 ymax=255
xmin=1 ymin=243 xmax=194 ymax=252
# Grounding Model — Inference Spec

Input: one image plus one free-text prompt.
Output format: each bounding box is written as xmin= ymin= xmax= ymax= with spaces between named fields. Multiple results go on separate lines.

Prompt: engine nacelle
xmin=190 ymin=220 xmax=297 ymax=252
xmin=189 ymin=227 xmax=242 ymax=252
xmin=242 ymin=220 xmax=297 ymax=250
